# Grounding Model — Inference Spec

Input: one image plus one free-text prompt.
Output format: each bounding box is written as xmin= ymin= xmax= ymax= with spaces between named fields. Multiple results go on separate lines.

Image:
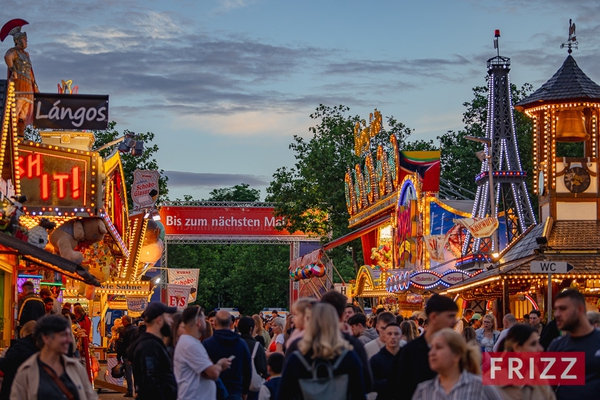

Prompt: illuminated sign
xmin=99 ymin=282 xmax=150 ymax=292
xmin=160 ymin=206 xmax=306 ymax=236
xmin=16 ymin=143 xmax=99 ymax=210
xmin=34 ymin=93 xmax=109 ymax=130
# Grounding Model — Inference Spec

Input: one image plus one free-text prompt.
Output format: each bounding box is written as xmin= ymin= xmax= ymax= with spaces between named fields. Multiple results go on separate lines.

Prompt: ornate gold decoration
xmin=354 ymin=109 xmax=382 ymax=156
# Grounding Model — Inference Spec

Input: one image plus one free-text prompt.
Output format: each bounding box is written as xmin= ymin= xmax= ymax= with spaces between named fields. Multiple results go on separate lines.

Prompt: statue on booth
xmin=1 ymin=19 xmax=39 ymax=137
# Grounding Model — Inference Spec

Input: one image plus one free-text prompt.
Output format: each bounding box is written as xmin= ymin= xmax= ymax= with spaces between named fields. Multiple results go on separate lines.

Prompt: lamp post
xmin=465 ymin=135 xmax=498 ymax=254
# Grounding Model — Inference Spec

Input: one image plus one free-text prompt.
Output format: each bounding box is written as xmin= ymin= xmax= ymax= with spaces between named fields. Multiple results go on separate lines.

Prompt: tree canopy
xmin=207 ymin=183 xmax=261 ymax=202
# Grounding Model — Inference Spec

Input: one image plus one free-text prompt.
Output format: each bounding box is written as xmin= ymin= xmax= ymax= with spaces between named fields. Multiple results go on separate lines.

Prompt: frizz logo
xmin=482 ymin=352 xmax=585 ymax=386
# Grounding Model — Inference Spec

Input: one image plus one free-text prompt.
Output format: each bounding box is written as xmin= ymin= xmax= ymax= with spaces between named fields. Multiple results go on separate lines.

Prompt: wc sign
xmin=530 ymin=261 xmax=574 ymax=274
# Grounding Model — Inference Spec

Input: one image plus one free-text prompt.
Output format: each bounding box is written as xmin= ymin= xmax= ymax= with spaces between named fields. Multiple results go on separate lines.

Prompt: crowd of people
xmin=2 ymin=286 xmax=600 ymax=400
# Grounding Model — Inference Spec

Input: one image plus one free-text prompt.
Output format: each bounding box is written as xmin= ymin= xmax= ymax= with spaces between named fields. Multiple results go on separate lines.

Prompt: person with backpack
xmin=278 ymin=302 xmax=366 ymax=400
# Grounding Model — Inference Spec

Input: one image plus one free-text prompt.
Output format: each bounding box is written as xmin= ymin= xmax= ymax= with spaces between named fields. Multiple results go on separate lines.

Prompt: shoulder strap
xmin=332 ymin=349 xmax=349 ymax=371
xmin=41 ymin=363 xmax=76 ymax=400
xmin=293 ymin=350 xmax=313 ymax=372
xmin=252 ymin=341 xmax=259 ymax=359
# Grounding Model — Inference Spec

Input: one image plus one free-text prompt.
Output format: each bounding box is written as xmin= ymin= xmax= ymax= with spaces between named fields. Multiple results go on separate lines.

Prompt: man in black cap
xmin=128 ymin=302 xmax=178 ymax=400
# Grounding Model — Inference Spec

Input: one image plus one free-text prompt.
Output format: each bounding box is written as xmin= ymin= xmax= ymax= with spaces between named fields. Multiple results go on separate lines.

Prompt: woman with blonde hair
xmin=413 ymin=328 xmax=502 ymax=400
xmin=476 ymin=314 xmax=501 ymax=353
xmin=266 ymin=316 xmax=286 ymax=356
xmin=252 ymin=314 xmax=269 ymax=348
xmin=287 ymin=297 xmax=317 ymax=344
xmin=278 ymin=303 xmax=366 ymax=399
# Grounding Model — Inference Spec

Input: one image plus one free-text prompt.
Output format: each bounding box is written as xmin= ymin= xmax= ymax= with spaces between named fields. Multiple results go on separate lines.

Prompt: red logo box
xmin=482 ymin=352 xmax=585 ymax=386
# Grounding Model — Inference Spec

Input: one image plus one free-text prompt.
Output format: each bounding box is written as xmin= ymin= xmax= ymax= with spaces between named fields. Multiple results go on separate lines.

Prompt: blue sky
xmin=2 ymin=0 xmax=599 ymax=200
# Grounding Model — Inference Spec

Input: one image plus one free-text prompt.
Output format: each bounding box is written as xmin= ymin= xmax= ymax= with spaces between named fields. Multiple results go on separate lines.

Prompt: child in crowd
xmin=258 ymin=353 xmax=284 ymax=400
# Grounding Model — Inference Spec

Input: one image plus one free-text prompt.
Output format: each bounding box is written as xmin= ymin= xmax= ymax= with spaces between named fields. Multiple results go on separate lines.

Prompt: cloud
xmin=164 ymin=171 xmax=269 ymax=189
xmin=215 ymin=0 xmax=255 ymax=13
xmin=174 ymin=109 xmax=311 ymax=137
xmin=323 ymin=55 xmax=472 ymax=80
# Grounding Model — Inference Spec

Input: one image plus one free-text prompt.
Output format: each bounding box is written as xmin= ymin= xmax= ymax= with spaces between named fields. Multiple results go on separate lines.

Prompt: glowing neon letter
xmin=41 ymin=173 xmax=49 ymax=200
xmin=27 ymin=154 xmax=42 ymax=179
xmin=53 ymin=174 xmax=70 ymax=199
xmin=71 ymin=166 xmax=80 ymax=199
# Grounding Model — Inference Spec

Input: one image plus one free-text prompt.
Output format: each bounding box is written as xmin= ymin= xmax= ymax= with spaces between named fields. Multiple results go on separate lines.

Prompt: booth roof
xmin=0 ymin=233 xmax=100 ymax=286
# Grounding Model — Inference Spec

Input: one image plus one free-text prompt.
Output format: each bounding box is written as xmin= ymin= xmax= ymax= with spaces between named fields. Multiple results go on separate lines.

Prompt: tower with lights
xmin=461 ymin=30 xmax=537 ymax=266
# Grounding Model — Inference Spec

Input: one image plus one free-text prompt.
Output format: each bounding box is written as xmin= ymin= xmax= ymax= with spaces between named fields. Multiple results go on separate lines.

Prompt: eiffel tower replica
xmin=459 ymin=31 xmax=537 ymax=269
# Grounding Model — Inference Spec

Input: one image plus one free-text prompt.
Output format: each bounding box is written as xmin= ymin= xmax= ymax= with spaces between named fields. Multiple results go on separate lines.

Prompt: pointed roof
xmin=515 ymin=55 xmax=600 ymax=109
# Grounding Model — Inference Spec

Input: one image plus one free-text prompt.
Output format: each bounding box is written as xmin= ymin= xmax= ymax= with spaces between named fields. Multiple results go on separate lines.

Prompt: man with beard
xmin=548 ymin=289 xmax=600 ymax=400
xmin=129 ymin=302 xmax=178 ymax=400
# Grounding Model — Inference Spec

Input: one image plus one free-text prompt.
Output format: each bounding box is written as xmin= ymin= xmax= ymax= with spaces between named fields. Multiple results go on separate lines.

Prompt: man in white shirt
xmin=174 ymin=306 xmax=232 ymax=400
xmin=364 ymin=312 xmax=396 ymax=359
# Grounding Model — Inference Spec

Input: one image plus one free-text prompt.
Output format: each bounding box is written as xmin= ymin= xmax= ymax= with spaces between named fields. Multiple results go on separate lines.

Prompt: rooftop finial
xmin=493 ymin=29 xmax=500 ymax=57
xmin=561 ymin=19 xmax=578 ymax=54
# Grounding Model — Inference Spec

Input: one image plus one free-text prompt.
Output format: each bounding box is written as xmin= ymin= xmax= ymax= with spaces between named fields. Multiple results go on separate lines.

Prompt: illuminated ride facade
xmin=289 ymin=110 xmax=482 ymax=315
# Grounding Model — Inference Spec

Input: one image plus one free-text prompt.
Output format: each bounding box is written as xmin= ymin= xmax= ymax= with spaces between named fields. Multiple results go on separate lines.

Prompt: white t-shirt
xmin=174 ymin=334 xmax=216 ymax=400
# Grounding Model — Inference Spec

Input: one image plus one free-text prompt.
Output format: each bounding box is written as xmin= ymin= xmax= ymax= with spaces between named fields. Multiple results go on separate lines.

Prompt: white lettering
xmin=35 ymin=101 xmax=49 ymax=119
xmin=508 ymin=358 xmax=524 ymax=379
xmin=490 ymin=358 xmax=502 ymax=379
xmin=540 ymin=357 xmax=556 ymax=379
xmin=561 ymin=357 xmax=577 ymax=379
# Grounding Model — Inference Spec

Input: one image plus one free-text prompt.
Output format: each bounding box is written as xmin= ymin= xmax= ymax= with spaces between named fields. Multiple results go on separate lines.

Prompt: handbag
xmin=249 ymin=342 xmax=264 ymax=391
xmin=111 ymin=362 xmax=125 ymax=379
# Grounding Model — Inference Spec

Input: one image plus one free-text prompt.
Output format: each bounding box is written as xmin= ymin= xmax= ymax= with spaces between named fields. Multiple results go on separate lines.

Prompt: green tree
xmin=207 ymin=184 xmax=261 ymax=202
xmin=92 ymin=121 xmax=169 ymax=209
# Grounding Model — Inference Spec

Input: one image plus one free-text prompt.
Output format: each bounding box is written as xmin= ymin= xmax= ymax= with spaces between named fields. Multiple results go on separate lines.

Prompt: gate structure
xmin=158 ymin=201 xmax=323 ymax=307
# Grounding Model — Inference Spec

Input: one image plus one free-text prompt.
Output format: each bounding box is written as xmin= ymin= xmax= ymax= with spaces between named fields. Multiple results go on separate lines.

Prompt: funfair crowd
xmin=1 ymin=287 xmax=599 ymax=400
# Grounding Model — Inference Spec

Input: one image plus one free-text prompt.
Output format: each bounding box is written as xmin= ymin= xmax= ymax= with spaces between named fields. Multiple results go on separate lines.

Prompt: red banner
xmin=482 ymin=352 xmax=585 ymax=386
xmin=159 ymin=206 xmax=304 ymax=236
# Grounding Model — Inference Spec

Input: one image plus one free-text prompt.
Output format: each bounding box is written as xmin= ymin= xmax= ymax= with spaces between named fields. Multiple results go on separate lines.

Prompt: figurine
xmin=1 ymin=19 xmax=39 ymax=137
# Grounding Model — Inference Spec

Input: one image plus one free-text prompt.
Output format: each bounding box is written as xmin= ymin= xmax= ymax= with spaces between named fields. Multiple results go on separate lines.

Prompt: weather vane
xmin=561 ymin=19 xmax=578 ymax=54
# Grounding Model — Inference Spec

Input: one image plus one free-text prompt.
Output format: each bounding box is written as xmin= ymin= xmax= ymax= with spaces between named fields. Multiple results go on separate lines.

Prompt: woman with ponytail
xmin=412 ymin=328 xmax=502 ymax=400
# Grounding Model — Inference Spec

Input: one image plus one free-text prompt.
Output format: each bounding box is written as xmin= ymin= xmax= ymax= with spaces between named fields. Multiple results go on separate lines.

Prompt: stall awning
xmin=323 ymin=215 xmax=391 ymax=251
xmin=289 ymin=214 xmax=391 ymax=271
xmin=0 ymin=233 xmax=100 ymax=286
